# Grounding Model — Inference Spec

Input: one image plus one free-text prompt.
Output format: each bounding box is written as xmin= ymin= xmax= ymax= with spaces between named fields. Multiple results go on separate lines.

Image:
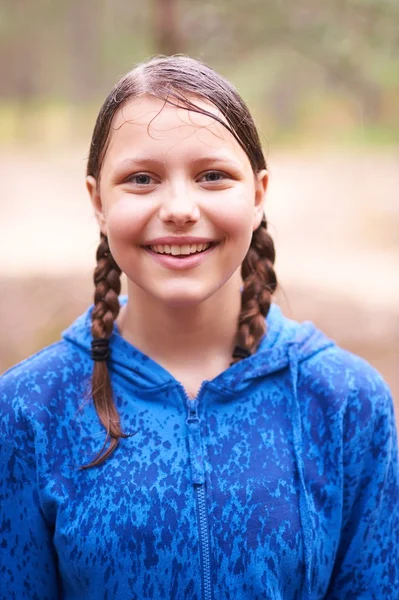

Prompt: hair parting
xmin=84 ymin=55 xmax=277 ymax=467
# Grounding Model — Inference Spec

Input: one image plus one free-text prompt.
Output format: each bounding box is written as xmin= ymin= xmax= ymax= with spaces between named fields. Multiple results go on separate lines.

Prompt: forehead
xmin=103 ymin=94 xmax=250 ymax=167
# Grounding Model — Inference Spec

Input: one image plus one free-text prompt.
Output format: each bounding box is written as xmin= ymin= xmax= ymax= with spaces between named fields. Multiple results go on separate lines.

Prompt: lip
xmin=142 ymin=236 xmax=216 ymax=246
xmin=143 ymin=242 xmax=219 ymax=270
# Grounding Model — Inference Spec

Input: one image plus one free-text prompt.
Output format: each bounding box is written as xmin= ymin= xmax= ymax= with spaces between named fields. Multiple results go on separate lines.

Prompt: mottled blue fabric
xmin=0 ymin=301 xmax=398 ymax=599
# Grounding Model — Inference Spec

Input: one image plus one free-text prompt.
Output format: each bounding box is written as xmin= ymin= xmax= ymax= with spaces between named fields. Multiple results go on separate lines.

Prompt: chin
xmin=153 ymin=282 xmax=219 ymax=309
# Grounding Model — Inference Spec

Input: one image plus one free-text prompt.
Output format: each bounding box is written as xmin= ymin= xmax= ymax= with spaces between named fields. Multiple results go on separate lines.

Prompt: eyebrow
xmin=190 ymin=156 xmax=242 ymax=169
xmin=113 ymin=155 xmax=243 ymax=173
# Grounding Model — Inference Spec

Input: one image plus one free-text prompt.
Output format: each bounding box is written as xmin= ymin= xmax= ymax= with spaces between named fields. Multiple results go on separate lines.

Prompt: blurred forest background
xmin=1 ymin=0 xmax=399 ymax=144
xmin=1 ymin=0 xmax=398 ymax=409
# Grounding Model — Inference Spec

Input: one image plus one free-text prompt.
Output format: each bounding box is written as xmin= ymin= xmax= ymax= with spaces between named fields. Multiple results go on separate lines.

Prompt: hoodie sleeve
xmin=0 ymin=436 xmax=59 ymax=599
xmin=326 ymin=372 xmax=399 ymax=599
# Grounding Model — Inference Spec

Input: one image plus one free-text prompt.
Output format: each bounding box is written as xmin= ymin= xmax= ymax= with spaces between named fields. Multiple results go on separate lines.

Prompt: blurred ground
xmin=1 ymin=147 xmax=398 ymax=419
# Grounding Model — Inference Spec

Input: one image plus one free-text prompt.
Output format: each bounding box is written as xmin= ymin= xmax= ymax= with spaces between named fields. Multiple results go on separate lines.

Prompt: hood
xmin=62 ymin=297 xmax=334 ymax=394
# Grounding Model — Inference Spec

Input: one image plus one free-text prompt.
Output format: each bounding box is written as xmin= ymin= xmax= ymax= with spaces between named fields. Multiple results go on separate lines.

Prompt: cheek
xmin=209 ymin=190 xmax=255 ymax=241
xmin=105 ymin=197 xmax=151 ymax=244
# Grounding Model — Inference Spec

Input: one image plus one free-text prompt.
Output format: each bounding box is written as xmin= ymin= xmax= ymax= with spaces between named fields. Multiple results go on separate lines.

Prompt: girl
xmin=0 ymin=56 xmax=398 ymax=600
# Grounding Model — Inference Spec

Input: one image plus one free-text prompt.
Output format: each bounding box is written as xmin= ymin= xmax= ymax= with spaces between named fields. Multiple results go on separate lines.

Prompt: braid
xmin=92 ymin=233 xmax=121 ymax=340
xmin=82 ymin=233 xmax=128 ymax=469
xmin=235 ymin=218 xmax=277 ymax=360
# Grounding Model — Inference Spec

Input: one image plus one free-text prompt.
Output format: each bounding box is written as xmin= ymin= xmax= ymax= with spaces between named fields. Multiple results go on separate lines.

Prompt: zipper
xmin=183 ymin=385 xmax=213 ymax=600
xmin=196 ymin=483 xmax=213 ymax=600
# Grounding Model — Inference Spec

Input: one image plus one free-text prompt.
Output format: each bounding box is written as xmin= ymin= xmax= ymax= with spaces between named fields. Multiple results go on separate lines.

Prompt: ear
xmin=253 ymin=169 xmax=268 ymax=231
xmin=86 ymin=176 xmax=107 ymax=236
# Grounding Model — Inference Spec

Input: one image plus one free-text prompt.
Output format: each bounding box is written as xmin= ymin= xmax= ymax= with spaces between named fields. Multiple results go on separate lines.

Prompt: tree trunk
xmin=152 ymin=0 xmax=181 ymax=55
xmin=66 ymin=0 xmax=102 ymax=102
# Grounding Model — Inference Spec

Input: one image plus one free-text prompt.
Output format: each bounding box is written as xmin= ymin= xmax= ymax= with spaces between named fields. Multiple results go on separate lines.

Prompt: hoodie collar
xmin=62 ymin=297 xmax=334 ymax=394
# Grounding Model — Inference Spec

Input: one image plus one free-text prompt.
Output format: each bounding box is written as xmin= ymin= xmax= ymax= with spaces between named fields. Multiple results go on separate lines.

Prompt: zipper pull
xmin=185 ymin=399 xmax=205 ymax=484
xmin=186 ymin=399 xmax=200 ymax=425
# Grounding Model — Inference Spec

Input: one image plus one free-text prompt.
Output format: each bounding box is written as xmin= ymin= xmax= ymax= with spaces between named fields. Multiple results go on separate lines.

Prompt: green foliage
xmin=0 ymin=0 xmax=398 ymax=146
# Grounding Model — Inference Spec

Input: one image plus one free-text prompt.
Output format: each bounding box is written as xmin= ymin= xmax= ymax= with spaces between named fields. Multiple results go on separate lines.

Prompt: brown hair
xmin=84 ymin=55 xmax=277 ymax=468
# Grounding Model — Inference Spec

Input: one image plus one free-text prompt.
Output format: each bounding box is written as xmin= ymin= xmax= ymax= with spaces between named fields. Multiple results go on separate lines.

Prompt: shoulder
xmin=298 ymin=343 xmax=394 ymax=442
xmin=263 ymin=305 xmax=393 ymax=424
xmin=0 ymin=341 xmax=91 ymax=458
xmin=300 ymin=343 xmax=391 ymax=400
xmin=1 ymin=338 xmax=90 ymax=397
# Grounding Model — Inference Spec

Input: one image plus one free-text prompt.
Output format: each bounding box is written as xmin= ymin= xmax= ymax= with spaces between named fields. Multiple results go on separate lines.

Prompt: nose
xmin=158 ymin=184 xmax=200 ymax=227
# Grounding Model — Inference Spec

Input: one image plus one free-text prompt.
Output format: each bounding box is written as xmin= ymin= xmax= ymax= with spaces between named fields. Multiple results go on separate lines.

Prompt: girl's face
xmin=87 ymin=95 xmax=267 ymax=308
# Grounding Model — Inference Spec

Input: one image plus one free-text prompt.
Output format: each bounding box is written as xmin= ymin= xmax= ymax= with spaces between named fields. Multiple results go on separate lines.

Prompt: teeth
xmin=150 ymin=242 xmax=210 ymax=255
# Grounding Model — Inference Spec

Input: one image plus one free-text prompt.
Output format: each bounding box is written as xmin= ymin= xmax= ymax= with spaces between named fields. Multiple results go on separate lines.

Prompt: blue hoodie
xmin=0 ymin=302 xmax=398 ymax=600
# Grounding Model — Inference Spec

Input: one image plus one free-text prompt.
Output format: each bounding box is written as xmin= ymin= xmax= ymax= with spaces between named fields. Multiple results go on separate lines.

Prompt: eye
xmin=129 ymin=173 xmax=154 ymax=185
xmin=198 ymin=170 xmax=230 ymax=184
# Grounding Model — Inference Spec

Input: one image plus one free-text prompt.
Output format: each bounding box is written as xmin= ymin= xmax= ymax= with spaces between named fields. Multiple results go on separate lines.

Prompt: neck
xmin=118 ymin=274 xmax=242 ymax=367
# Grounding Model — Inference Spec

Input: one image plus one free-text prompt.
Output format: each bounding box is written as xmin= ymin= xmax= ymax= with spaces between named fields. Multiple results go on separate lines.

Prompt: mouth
xmin=143 ymin=241 xmax=218 ymax=257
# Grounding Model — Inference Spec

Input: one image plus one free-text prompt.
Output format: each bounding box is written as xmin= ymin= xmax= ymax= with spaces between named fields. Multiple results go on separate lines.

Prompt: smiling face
xmin=86 ymin=94 xmax=267 ymax=309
